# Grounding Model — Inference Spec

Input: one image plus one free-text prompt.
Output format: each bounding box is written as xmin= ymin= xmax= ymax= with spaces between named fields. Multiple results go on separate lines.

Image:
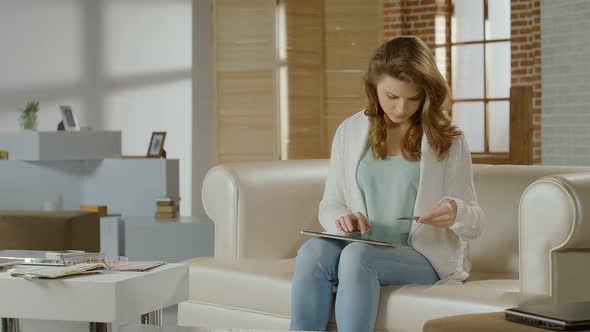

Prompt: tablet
xmin=300 ymin=230 xmax=400 ymax=247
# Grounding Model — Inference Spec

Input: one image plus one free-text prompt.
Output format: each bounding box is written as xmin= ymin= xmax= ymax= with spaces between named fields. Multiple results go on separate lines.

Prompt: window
xmin=437 ymin=0 xmax=511 ymax=159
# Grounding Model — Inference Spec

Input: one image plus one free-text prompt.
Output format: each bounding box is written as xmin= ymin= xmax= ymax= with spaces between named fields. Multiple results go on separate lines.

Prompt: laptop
xmin=300 ymin=230 xmax=400 ymax=247
xmin=505 ymin=302 xmax=590 ymax=331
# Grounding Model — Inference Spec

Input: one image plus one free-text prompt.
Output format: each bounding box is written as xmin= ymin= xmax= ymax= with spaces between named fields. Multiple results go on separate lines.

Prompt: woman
xmin=289 ymin=36 xmax=485 ymax=332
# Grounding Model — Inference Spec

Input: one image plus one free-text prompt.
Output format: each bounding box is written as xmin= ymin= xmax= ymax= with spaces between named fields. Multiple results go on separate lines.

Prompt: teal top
xmin=356 ymin=147 xmax=420 ymax=246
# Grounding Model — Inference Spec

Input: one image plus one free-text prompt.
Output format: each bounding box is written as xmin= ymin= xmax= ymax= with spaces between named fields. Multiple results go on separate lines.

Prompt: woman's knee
xmin=338 ymin=243 xmax=375 ymax=281
xmin=295 ymin=238 xmax=342 ymax=275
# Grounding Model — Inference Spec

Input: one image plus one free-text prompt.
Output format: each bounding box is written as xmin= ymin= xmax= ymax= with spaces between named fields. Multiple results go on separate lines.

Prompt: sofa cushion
xmin=186 ymin=257 xmax=295 ymax=317
xmin=184 ymin=258 xmax=551 ymax=332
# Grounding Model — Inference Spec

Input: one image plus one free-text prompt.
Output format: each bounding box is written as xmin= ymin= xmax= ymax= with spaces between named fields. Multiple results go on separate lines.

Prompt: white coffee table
xmin=0 ymin=263 xmax=188 ymax=332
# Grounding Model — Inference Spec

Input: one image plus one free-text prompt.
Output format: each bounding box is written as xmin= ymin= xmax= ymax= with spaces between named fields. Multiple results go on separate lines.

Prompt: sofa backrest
xmin=470 ymin=164 xmax=590 ymax=275
xmin=202 ymin=159 xmax=590 ymax=273
xmin=202 ymin=160 xmax=329 ymax=259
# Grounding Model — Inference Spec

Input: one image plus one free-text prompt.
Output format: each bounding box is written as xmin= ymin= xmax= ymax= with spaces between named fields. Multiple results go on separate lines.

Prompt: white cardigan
xmin=318 ymin=111 xmax=485 ymax=283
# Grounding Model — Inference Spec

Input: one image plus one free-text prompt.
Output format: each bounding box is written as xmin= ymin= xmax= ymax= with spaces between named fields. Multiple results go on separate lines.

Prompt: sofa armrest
xmin=519 ymin=173 xmax=590 ymax=303
xmin=202 ymin=160 xmax=328 ymax=259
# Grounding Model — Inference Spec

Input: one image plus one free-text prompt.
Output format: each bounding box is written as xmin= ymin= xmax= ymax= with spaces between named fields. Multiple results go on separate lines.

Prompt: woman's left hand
xmin=417 ymin=199 xmax=457 ymax=228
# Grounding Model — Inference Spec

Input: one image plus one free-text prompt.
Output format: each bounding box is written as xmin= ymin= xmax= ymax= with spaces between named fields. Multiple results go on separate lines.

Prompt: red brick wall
xmin=384 ymin=0 xmax=542 ymax=164
xmin=384 ymin=0 xmax=436 ymax=48
xmin=511 ymin=0 xmax=542 ymax=164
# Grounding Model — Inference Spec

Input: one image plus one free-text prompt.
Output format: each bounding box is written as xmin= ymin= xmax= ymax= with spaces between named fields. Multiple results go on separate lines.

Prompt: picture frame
xmin=147 ymin=132 xmax=167 ymax=158
xmin=59 ymin=105 xmax=79 ymax=131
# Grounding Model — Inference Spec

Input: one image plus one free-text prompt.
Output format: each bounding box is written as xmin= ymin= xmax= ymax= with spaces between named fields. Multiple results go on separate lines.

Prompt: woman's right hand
xmin=336 ymin=212 xmax=371 ymax=235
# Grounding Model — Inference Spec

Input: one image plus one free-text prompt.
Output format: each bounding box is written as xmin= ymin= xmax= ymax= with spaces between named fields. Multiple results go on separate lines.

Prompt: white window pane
xmin=435 ymin=47 xmax=447 ymax=81
xmin=486 ymin=0 xmax=511 ymax=40
xmin=454 ymin=102 xmax=485 ymax=153
xmin=489 ymin=101 xmax=510 ymax=153
xmin=452 ymin=0 xmax=483 ymax=43
xmin=486 ymin=42 xmax=511 ymax=98
xmin=452 ymin=44 xmax=484 ymax=99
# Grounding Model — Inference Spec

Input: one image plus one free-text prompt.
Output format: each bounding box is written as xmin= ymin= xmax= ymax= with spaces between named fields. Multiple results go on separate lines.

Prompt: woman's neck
xmin=385 ymin=121 xmax=411 ymax=156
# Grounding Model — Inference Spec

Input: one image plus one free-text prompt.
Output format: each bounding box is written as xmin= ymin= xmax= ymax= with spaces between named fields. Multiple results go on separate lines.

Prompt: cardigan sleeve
xmin=318 ymin=124 xmax=351 ymax=234
xmin=444 ymin=135 xmax=486 ymax=240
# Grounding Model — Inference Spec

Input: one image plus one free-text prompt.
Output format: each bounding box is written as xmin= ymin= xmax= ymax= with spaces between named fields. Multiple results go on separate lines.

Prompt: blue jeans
xmin=290 ymin=238 xmax=439 ymax=332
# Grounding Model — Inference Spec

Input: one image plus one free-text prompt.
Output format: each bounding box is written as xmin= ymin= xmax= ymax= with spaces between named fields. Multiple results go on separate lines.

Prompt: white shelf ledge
xmin=0 ymin=131 xmax=121 ymax=160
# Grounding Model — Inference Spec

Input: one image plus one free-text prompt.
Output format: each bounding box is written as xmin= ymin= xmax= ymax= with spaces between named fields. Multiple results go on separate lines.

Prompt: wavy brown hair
xmin=364 ymin=36 xmax=461 ymax=161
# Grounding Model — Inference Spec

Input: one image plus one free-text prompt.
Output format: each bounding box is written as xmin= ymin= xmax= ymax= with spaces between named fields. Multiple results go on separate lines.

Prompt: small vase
xmin=20 ymin=114 xmax=38 ymax=130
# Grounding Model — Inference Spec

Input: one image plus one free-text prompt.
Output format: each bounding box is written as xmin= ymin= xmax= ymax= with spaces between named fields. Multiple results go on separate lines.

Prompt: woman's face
xmin=376 ymin=75 xmax=424 ymax=125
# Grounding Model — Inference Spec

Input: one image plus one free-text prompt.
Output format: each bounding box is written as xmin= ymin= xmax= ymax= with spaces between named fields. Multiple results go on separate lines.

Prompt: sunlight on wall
xmin=0 ymin=0 xmax=82 ymax=90
xmin=101 ymin=0 xmax=193 ymax=215
xmin=0 ymin=0 xmax=198 ymax=216
xmin=103 ymin=79 xmax=192 ymax=215
xmin=103 ymin=0 xmax=192 ymax=78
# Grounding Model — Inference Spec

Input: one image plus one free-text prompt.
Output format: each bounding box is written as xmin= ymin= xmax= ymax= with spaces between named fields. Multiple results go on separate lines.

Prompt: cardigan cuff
xmin=442 ymin=196 xmax=467 ymax=235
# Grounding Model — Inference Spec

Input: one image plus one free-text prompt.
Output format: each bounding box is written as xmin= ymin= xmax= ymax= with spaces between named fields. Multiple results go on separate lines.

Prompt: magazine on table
xmin=8 ymin=262 xmax=106 ymax=279
xmin=110 ymin=261 xmax=166 ymax=272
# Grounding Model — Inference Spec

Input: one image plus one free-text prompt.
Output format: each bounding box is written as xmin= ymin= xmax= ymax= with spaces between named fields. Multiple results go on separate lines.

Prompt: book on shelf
xmin=156 ymin=201 xmax=177 ymax=207
xmin=156 ymin=196 xmax=180 ymax=206
xmin=155 ymin=196 xmax=180 ymax=202
xmin=156 ymin=206 xmax=178 ymax=213
xmin=80 ymin=205 xmax=108 ymax=216
xmin=155 ymin=212 xmax=177 ymax=219
xmin=155 ymin=196 xmax=180 ymax=219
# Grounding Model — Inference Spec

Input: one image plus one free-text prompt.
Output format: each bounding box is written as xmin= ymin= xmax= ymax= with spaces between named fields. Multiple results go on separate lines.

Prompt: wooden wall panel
xmin=509 ymin=86 xmax=533 ymax=165
xmin=215 ymin=0 xmax=278 ymax=163
xmin=214 ymin=0 xmax=382 ymax=161
xmin=323 ymin=0 xmax=383 ymax=151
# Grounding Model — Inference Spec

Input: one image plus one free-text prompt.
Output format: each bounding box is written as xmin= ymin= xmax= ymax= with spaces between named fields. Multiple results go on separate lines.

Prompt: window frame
xmin=440 ymin=0 xmax=512 ymax=164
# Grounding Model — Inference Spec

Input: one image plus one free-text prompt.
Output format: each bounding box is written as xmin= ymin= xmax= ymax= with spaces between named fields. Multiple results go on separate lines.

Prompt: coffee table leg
xmin=88 ymin=322 xmax=112 ymax=332
xmin=1 ymin=318 xmax=21 ymax=332
xmin=140 ymin=310 xmax=162 ymax=325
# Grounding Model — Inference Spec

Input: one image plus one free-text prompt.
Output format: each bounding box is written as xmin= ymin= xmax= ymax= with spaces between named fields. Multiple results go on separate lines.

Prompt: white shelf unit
xmin=0 ymin=131 xmax=122 ymax=161
xmin=0 ymin=130 xmax=214 ymax=266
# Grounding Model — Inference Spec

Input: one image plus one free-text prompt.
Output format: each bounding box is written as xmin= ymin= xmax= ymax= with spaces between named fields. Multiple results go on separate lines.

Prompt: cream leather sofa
xmin=178 ymin=161 xmax=590 ymax=332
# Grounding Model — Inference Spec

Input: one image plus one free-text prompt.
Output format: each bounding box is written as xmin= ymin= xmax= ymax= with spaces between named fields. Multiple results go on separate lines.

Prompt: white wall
xmin=0 ymin=0 xmax=214 ymax=216
xmin=192 ymin=0 xmax=214 ymax=220
xmin=542 ymin=0 xmax=590 ymax=165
